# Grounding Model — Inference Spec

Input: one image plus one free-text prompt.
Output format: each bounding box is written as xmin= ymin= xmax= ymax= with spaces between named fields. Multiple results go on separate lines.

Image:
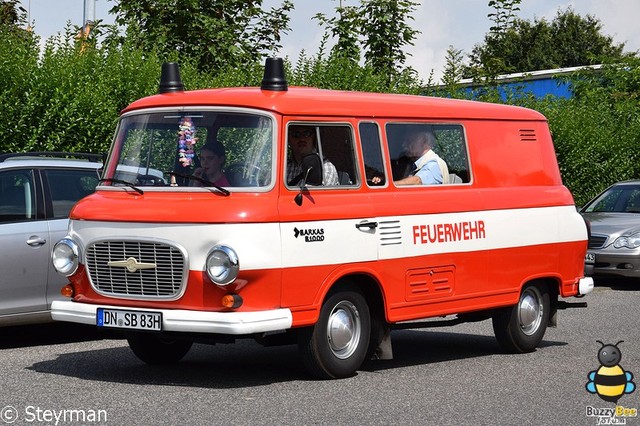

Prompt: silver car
xmin=0 ymin=153 xmax=101 ymax=326
xmin=581 ymin=180 xmax=640 ymax=279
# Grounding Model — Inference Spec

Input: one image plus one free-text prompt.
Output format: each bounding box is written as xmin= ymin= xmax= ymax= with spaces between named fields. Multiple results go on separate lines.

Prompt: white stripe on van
xmin=70 ymin=205 xmax=585 ymax=271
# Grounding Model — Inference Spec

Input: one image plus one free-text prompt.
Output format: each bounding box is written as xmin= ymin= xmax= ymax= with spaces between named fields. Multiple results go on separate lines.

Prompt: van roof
xmin=122 ymin=86 xmax=546 ymax=121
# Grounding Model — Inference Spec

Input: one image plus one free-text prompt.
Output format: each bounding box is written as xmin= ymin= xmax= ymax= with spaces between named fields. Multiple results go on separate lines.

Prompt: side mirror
xmin=301 ymin=153 xmax=323 ymax=186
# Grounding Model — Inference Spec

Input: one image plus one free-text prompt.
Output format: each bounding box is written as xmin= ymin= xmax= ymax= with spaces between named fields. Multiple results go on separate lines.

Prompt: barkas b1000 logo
xmin=293 ymin=227 xmax=324 ymax=242
xmin=586 ymin=341 xmax=635 ymax=403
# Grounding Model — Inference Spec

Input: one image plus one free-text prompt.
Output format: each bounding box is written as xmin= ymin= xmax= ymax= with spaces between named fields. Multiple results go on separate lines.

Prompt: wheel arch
xmin=325 ymin=273 xmax=387 ymax=326
xmin=519 ymin=276 xmax=560 ymax=327
xmin=519 ymin=274 xmax=560 ymax=302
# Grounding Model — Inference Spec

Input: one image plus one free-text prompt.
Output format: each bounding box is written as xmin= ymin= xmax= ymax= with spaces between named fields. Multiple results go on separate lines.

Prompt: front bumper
xmin=586 ymin=250 xmax=640 ymax=278
xmin=51 ymin=300 xmax=293 ymax=335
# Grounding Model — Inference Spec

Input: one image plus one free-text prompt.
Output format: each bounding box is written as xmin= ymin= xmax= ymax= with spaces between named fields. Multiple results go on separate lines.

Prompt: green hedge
xmin=1 ymin=28 xmax=638 ymax=206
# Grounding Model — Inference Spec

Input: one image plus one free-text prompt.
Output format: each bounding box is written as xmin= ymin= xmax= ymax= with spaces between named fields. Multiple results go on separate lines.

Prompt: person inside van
xmin=287 ymin=125 xmax=339 ymax=186
xmin=191 ymin=141 xmax=230 ymax=187
xmin=394 ymin=130 xmax=449 ymax=185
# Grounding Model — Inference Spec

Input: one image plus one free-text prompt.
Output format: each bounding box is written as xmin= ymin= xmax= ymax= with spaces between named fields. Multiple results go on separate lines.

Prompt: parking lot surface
xmin=1 ymin=281 xmax=639 ymax=426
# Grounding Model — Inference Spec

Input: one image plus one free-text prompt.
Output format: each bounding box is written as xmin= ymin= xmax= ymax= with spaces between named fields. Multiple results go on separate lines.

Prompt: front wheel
xmin=298 ymin=289 xmax=371 ymax=379
xmin=126 ymin=333 xmax=193 ymax=365
xmin=492 ymin=284 xmax=550 ymax=353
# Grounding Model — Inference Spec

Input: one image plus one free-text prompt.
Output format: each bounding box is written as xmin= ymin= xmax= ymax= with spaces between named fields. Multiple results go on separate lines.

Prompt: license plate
xmin=585 ymin=252 xmax=595 ymax=264
xmin=97 ymin=308 xmax=162 ymax=331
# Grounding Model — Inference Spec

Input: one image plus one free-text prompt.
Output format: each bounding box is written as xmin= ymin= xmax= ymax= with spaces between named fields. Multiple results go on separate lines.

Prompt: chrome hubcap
xmin=518 ymin=287 xmax=543 ymax=335
xmin=327 ymin=301 xmax=361 ymax=359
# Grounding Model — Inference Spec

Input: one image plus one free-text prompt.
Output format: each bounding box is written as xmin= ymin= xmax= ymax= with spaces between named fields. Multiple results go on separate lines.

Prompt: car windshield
xmin=582 ymin=184 xmax=640 ymax=213
xmin=102 ymin=110 xmax=274 ymax=190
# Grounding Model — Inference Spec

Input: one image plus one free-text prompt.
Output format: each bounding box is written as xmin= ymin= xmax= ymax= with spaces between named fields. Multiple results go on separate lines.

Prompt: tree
xmin=0 ymin=0 xmax=25 ymax=28
xmin=441 ymin=45 xmax=465 ymax=87
xmin=315 ymin=0 xmax=419 ymax=79
xmin=360 ymin=0 xmax=420 ymax=77
xmin=487 ymin=0 xmax=521 ymax=35
xmin=467 ymin=7 xmax=627 ymax=78
xmin=108 ymin=0 xmax=293 ymax=72
xmin=314 ymin=4 xmax=362 ymax=63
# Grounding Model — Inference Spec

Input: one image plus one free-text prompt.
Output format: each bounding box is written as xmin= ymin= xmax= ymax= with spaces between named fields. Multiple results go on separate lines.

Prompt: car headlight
xmin=206 ymin=245 xmax=239 ymax=286
xmin=52 ymin=238 xmax=80 ymax=276
xmin=613 ymin=232 xmax=640 ymax=249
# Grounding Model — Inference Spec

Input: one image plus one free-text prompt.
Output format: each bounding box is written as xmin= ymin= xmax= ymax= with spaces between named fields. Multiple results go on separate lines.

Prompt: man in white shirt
xmin=395 ymin=130 xmax=449 ymax=185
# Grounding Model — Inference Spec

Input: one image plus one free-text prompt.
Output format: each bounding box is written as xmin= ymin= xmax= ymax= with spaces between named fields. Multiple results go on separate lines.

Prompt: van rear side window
xmin=386 ymin=123 xmax=469 ymax=185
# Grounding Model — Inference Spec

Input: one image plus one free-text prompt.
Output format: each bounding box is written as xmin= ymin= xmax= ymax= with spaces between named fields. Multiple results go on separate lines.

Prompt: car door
xmin=278 ymin=122 xmax=378 ymax=307
xmin=42 ymin=167 xmax=100 ymax=307
xmin=0 ymin=168 xmax=49 ymax=316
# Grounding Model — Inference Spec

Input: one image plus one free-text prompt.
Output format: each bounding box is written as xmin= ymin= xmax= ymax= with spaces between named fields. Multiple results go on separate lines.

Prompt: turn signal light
xmin=61 ymin=284 xmax=75 ymax=298
xmin=221 ymin=294 xmax=243 ymax=309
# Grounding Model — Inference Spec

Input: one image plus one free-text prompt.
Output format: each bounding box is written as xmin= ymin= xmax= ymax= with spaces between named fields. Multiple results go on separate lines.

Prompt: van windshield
xmin=103 ymin=110 xmax=274 ymax=190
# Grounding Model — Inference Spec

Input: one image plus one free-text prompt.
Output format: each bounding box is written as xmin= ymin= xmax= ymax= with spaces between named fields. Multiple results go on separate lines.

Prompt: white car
xmin=0 ymin=152 xmax=101 ymax=326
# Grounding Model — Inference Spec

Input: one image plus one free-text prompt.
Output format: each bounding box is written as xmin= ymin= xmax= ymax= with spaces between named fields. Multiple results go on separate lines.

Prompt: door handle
xmin=27 ymin=235 xmax=46 ymax=247
xmin=355 ymin=221 xmax=378 ymax=230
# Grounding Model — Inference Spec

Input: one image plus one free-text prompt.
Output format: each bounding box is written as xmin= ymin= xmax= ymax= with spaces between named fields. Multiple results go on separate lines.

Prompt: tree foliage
xmin=314 ymin=5 xmax=362 ymax=63
xmin=108 ymin=0 xmax=293 ymax=72
xmin=0 ymin=0 xmax=24 ymax=27
xmin=360 ymin=0 xmax=420 ymax=76
xmin=467 ymin=7 xmax=627 ymax=78
xmin=487 ymin=0 xmax=521 ymax=35
xmin=1 ymin=0 xmax=638 ymax=207
xmin=440 ymin=45 xmax=466 ymax=94
xmin=315 ymin=0 xmax=420 ymax=79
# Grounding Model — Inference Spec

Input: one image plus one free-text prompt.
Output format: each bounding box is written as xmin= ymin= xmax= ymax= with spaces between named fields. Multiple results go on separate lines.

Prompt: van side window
xmin=386 ymin=123 xmax=469 ymax=185
xmin=359 ymin=122 xmax=386 ymax=186
xmin=286 ymin=124 xmax=357 ymax=187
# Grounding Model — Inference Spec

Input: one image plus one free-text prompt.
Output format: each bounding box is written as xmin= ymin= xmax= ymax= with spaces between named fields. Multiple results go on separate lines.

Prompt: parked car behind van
xmin=581 ymin=180 xmax=640 ymax=279
xmin=0 ymin=152 xmax=101 ymax=326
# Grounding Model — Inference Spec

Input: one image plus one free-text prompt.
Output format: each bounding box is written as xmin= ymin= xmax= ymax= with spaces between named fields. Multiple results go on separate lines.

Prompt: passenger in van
xmin=394 ymin=130 xmax=449 ymax=185
xmin=191 ymin=141 xmax=230 ymax=187
xmin=287 ymin=125 xmax=339 ymax=186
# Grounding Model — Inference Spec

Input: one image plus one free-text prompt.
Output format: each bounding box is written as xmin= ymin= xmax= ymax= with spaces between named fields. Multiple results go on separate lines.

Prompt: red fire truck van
xmin=51 ymin=58 xmax=593 ymax=379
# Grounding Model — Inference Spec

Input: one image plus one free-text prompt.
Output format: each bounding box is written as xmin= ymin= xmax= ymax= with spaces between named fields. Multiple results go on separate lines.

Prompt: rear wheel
xmin=298 ymin=289 xmax=371 ymax=379
xmin=492 ymin=284 xmax=550 ymax=353
xmin=126 ymin=333 xmax=193 ymax=365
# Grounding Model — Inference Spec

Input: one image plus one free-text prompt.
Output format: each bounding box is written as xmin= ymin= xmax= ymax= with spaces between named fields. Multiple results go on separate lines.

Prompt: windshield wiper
xmin=166 ymin=171 xmax=230 ymax=196
xmin=99 ymin=178 xmax=144 ymax=195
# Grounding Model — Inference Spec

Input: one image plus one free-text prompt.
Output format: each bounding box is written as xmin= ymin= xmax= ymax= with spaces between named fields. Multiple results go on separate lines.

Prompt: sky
xmin=18 ymin=0 xmax=640 ymax=82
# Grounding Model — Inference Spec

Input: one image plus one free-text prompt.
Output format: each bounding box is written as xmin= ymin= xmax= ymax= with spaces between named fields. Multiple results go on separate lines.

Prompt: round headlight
xmin=206 ymin=245 xmax=239 ymax=286
xmin=52 ymin=238 xmax=80 ymax=276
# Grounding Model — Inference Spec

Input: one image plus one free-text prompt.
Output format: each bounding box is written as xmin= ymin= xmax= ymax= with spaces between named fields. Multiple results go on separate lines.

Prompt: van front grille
xmin=85 ymin=240 xmax=186 ymax=299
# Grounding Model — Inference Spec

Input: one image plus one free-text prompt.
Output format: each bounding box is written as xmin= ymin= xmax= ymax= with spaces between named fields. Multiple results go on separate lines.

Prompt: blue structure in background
xmin=457 ymin=65 xmax=602 ymax=100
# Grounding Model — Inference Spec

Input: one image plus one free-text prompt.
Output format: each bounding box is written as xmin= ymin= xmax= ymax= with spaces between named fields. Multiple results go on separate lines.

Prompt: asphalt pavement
xmin=0 ymin=280 xmax=639 ymax=426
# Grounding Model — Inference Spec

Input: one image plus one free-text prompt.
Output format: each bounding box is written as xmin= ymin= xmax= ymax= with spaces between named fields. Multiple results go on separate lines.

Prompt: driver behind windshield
xmin=191 ymin=141 xmax=229 ymax=187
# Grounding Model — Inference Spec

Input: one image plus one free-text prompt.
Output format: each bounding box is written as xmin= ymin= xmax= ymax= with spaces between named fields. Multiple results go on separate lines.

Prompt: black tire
xmin=492 ymin=284 xmax=550 ymax=353
xmin=126 ymin=333 xmax=193 ymax=365
xmin=298 ymin=289 xmax=371 ymax=379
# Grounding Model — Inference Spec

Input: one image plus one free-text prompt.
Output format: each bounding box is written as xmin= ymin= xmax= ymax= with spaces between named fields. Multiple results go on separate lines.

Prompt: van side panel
xmin=281 ymin=118 xmax=585 ymax=326
xmin=465 ymin=120 xmax=562 ymax=188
